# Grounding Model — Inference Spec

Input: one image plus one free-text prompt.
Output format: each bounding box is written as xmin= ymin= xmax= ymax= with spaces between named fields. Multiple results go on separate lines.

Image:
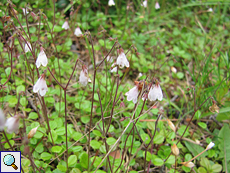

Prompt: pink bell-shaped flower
xmin=5 ymin=115 xmax=20 ymax=134
xmin=148 ymin=83 xmax=163 ymax=101
xmin=62 ymin=21 xmax=69 ymax=30
xmin=108 ymin=0 xmax=115 ymax=6
xmin=116 ymin=48 xmax=129 ymax=68
xmin=79 ymin=65 xmax=90 ymax=86
xmin=74 ymin=27 xmax=83 ymax=36
xmin=36 ymin=47 xmax=48 ymax=68
xmin=0 ymin=109 xmax=6 ymax=131
xmin=125 ymin=86 xmax=139 ymax=104
xmin=155 ymin=2 xmax=160 ymax=9
xmin=33 ymin=73 xmax=48 ymax=96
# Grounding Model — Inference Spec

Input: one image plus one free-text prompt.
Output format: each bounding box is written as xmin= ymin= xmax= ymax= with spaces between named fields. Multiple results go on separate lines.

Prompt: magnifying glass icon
xmin=3 ymin=154 xmax=18 ymax=170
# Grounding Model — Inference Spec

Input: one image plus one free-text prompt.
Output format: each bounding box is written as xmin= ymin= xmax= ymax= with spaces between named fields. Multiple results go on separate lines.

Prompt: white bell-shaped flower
xmin=5 ymin=115 xmax=20 ymax=134
xmin=33 ymin=74 xmax=48 ymax=96
xmin=116 ymin=49 xmax=129 ymax=68
xmin=79 ymin=67 xmax=89 ymax=86
xmin=22 ymin=8 xmax=29 ymax=15
xmin=25 ymin=42 xmax=32 ymax=53
xmin=62 ymin=21 xmax=69 ymax=30
xmin=36 ymin=49 xmax=48 ymax=68
xmin=125 ymin=86 xmax=139 ymax=104
xmin=0 ymin=109 xmax=6 ymax=131
xmin=74 ymin=27 xmax=83 ymax=36
xmin=155 ymin=2 xmax=160 ymax=9
xmin=142 ymin=0 xmax=147 ymax=8
xmin=108 ymin=0 xmax=115 ymax=6
xmin=148 ymin=84 xmax=163 ymax=101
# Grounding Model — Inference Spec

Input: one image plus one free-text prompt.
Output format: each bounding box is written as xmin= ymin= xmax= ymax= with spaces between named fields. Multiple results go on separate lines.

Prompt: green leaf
xmin=176 ymin=72 xmax=184 ymax=79
xmin=218 ymin=124 xmax=230 ymax=172
xmin=51 ymin=146 xmax=63 ymax=153
xmin=68 ymin=155 xmax=77 ymax=167
xmin=200 ymin=157 xmax=211 ymax=170
xmin=81 ymin=116 xmax=90 ymax=124
xmin=28 ymin=112 xmax=38 ymax=119
xmin=106 ymin=137 xmax=116 ymax=145
xmin=198 ymin=122 xmax=207 ymax=129
xmin=80 ymin=152 xmax=88 ymax=169
xmin=57 ymin=165 xmax=67 ymax=172
xmin=184 ymin=141 xmax=207 ymax=160
xmin=197 ymin=167 xmax=207 ymax=173
xmin=90 ymin=140 xmax=101 ymax=150
xmin=93 ymin=130 xmax=102 ymax=137
xmin=70 ymin=168 xmax=81 ymax=173
xmin=143 ymin=151 xmax=152 ymax=161
xmin=212 ymin=164 xmax=222 ymax=173
xmin=177 ymin=125 xmax=190 ymax=137
xmin=153 ymin=134 xmax=164 ymax=144
xmin=152 ymin=157 xmax=164 ymax=166
xmin=41 ymin=152 xmax=52 ymax=160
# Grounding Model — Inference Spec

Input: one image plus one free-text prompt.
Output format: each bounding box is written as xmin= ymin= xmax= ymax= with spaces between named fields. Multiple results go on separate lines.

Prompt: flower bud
xmin=28 ymin=126 xmax=39 ymax=139
xmin=206 ymin=142 xmax=215 ymax=150
xmin=182 ymin=162 xmax=195 ymax=168
xmin=167 ymin=119 xmax=176 ymax=132
xmin=171 ymin=143 xmax=179 ymax=156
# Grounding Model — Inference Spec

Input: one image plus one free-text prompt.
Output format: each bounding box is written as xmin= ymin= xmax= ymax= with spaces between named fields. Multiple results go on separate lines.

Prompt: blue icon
xmin=3 ymin=154 xmax=18 ymax=170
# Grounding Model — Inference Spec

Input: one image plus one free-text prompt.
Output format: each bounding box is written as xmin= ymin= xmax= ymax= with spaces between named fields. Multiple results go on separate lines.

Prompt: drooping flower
xmin=36 ymin=48 xmax=48 ymax=68
xmin=5 ymin=115 xmax=20 ymax=134
xmin=141 ymin=0 xmax=147 ymax=8
xmin=25 ymin=42 xmax=32 ymax=53
xmin=206 ymin=142 xmax=215 ymax=150
xmin=125 ymin=86 xmax=139 ymax=104
xmin=107 ymin=56 xmax=113 ymax=63
xmin=79 ymin=66 xmax=90 ymax=86
xmin=108 ymin=0 xmax=115 ymax=6
xmin=208 ymin=8 xmax=213 ymax=12
xmin=116 ymin=48 xmax=129 ymax=68
xmin=28 ymin=126 xmax=39 ymax=139
xmin=74 ymin=27 xmax=83 ymax=36
xmin=148 ymin=83 xmax=163 ymax=101
xmin=33 ymin=73 xmax=48 ymax=96
xmin=22 ymin=8 xmax=29 ymax=15
xmin=155 ymin=2 xmax=160 ymax=9
xmin=0 ymin=109 xmax=6 ymax=131
xmin=62 ymin=21 xmax=69 ymax=30
xmin=110 ymin=63 xmax=117 ymax=73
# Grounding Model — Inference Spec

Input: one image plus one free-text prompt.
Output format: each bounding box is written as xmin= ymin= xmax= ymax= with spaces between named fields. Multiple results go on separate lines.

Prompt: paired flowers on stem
xmin=125 ymin=79 xmax=163 ymax=104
